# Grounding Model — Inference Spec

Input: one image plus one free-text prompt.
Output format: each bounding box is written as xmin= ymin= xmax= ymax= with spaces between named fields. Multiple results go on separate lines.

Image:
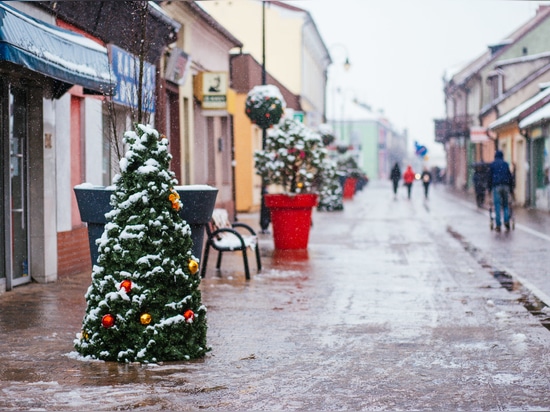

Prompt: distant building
xmin=436 ymin=5 xmax=550 ymax=207
xmin=198 ymin=0 xmax=330 ymax=128
xmin=329 ymin=95 xmax=407 ymax=180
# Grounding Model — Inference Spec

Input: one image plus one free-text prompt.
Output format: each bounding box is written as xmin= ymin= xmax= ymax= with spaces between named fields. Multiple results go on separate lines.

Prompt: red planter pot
xmin=343 ymin=177 xmax=357 ymax=199
xmin=264 ymin=193 xmax=318 ymax=250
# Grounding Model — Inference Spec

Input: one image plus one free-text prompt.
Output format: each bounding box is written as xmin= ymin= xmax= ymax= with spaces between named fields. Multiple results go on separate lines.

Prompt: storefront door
xmin=1 ymin=82 xmax=31 ymax=290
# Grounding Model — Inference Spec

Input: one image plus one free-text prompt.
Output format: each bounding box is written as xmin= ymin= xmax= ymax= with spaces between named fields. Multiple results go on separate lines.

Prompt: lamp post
xmin=259 ymin=0 xmax=270 ymax=233
xmin=328 ymin=43 xmax=351 ymax=142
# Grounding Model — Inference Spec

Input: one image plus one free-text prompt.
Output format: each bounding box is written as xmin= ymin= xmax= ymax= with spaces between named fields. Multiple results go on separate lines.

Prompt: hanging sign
xmin=165 ymin=47 xmax=191 ymax=85
xmin=194 ymin=72 xmax=228 ymax=109
xmin=470 ymin=126 xmax=489 ymax=143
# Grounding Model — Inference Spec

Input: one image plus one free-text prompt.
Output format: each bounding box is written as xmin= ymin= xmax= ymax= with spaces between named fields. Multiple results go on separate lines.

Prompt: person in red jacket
xmin=403 ymin=165 xmax=415 ymax=199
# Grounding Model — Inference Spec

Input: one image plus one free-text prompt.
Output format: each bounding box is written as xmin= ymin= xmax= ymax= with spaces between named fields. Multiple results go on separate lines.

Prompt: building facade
xmin=0 ymin=1 xmax=180 ymax=293
xmin=0 ymin=2 xmax=114 ymax=291
xmin=160 ymin=1 xmax=243 ymax=217
xmin=230 ymin=53 xmax=302 ymax=213
xmin=330 ymin=97 xmax=408 ymax=180
xmin=436 ymin=6 xmax=550 ymax=205
xmin=198 ymin=0 xmax=330 ymax=129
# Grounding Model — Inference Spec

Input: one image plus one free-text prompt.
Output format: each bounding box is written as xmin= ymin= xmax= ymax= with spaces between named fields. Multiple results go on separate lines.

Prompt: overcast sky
xmin=284 ymin=0 xmax=548 ymax=165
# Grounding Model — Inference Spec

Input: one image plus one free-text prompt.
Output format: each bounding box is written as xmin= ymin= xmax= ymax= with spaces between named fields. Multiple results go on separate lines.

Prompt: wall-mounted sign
xmin=470 ymin=126 xmax=489 ymax=143
xmin=194 ymin=72 xmax=228 ymax=109
xmin=165 ymin=47 xmax=191 ymax=85
xmin=293 ymin=111 xmax=304 ymax=123
xmin=109 ymin=44 xmax=156 ymax=113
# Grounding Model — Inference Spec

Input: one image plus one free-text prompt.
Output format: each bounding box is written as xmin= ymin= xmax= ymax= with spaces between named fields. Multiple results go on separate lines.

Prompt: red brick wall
xmin=57 ymin=227 xmax=91 ymax=276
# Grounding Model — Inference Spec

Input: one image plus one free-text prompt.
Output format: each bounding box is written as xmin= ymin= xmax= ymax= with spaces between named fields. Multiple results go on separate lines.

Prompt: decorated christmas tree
xmin=74 ymin=124 xmax=207 ymax=363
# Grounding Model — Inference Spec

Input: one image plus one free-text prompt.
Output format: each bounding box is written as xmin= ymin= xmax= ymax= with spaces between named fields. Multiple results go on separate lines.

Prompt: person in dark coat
xmin=390 ymin=162 xmax=401 ymax=199
xmin=488 ymin=150 xmax=513 ymax=232
xmin=473 ymin=165 xmax=488 ymax=208
xmin=420 ymin=167 xmax=432 ymax=199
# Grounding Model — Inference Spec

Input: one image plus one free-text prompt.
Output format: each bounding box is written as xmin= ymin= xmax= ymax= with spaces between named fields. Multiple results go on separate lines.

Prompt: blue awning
xmin=0 ymin=2 xmax=114 ymax=96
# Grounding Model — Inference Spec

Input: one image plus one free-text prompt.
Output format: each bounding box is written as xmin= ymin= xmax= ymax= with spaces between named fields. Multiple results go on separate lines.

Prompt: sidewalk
xmin=0 ymin=180 xmax=549 ymax=411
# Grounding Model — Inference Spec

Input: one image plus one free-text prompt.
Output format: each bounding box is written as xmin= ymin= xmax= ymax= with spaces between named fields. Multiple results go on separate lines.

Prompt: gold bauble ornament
xmin=188 ymin=260 xmax=199 ymax=275
xmin=140 ymin=313 xmax=152 ymax=325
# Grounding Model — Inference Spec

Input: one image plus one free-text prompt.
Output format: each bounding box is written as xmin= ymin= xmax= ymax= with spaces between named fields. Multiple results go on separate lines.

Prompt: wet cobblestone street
xmin=1 ymin=181 xmax=549 ymax=411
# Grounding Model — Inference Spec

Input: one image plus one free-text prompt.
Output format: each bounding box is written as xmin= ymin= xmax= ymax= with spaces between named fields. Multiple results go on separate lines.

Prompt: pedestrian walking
xmin=421 ymin=167 xmax=432 ymax=199
xmin=473 ymin=164 xmax=488 ymax=208
xmin=488 ymin=150 xmax=513 ymax=232
xmin=390 ymin=162 xmax=401 ymax=199
xmin=403 ymin=165 xmax=415 ymax=199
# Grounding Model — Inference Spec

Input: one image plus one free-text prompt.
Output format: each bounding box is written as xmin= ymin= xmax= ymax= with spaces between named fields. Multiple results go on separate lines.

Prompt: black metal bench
xmin=200 ymin=209 xmax=261 ymax=280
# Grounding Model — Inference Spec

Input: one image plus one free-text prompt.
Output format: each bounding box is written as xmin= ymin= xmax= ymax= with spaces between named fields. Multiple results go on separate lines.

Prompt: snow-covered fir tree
xmin=74 ymin=124 xmax=207 ymax=363
xmin=316 ymin=159 xmax=344 ymax=212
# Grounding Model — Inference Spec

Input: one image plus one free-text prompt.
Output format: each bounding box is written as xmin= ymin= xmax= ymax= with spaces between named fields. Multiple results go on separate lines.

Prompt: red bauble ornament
xmin=120 ymin=279 xmax=132 ymax=293
xmin=183 ymin=309 xmax=195 ymax=321
xmin=102 ymin=314 xmax=115 ymax=328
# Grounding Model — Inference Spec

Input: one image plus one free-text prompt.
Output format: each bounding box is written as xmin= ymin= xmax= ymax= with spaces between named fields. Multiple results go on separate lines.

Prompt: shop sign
xmin=293 ymin=111 xmax=304 ymax=122
xmin=194 ymin=72 xmax=227 ymax=109
xmin=470 ymin=126 xmax=488 ymax=143
xmin=109 ymin=44 xmax=156 ymax=113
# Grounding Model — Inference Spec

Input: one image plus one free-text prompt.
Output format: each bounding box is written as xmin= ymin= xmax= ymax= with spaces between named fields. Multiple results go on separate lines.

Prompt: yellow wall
xmin=233 ymin=93 xmax=263 ymax=212
xmin=199 ymin=0 xmax=303 ymax=95
xmin=496 ymin=125 xmax=525 ymax=205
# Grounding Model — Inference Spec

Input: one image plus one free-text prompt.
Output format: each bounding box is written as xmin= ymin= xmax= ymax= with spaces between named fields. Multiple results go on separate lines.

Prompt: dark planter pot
xmin=264 ymin=193 xmax=318 ymax=250
xmin=74 ymin=185 xmax=218 ymax=266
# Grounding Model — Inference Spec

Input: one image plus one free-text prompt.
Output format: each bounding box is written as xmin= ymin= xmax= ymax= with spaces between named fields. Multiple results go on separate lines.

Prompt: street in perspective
xmin=1 ymin=180 xmax=549 ymax=411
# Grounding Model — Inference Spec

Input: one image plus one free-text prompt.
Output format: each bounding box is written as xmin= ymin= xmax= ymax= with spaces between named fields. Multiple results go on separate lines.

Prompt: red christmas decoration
xmin=120 ymin=279 xmax=132 ymax=293
xmin=102 ymin=314 xmax=115 ymax=328
xmin=183 ymin=309 xmax=194 ymax=321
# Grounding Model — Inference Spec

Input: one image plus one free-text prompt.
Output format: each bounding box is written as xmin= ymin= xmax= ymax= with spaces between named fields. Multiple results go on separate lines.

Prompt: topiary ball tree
xmin=74 ymin=124 xmax=208 ymax=363
xmin=245 ymin=84 xmax=286 ymax=129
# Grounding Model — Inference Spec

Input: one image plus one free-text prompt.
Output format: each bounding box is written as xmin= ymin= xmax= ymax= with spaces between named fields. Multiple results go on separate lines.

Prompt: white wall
xmin=84 ymin=99 xmax=104 ymax=185
xmin=42 ymin=99 xmax=58 ymax=281
xmin=55 ymin=94 xmax=72 ymax=233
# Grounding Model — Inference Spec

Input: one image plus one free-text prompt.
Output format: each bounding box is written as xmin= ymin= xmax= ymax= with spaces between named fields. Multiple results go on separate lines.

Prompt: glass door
xmin=5 ymin=85 xmax=30 ymax=289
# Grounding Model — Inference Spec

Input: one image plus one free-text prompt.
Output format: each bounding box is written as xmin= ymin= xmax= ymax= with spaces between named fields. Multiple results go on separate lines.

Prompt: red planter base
xmin=264 ymin=194 xmax=318 ymax=250
xmin=343 ymin=178 xmax=357 ymax=199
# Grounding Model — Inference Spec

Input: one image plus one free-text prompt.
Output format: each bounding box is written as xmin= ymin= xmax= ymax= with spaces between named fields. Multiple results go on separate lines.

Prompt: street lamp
xmin=330 ymin=43 xmax=351 ymax=72
xmin=328 ymin=43 xmax=351 ymax=141
xmin=259 ymin=0 xmax=270 ymax=233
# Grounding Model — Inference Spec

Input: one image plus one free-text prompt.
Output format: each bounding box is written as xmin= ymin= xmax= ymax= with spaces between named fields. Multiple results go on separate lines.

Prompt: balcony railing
xmin=434 ymin=114 xmax=473 ymax=143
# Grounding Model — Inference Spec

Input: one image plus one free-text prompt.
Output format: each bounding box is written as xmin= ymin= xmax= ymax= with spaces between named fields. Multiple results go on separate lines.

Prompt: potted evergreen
xmin=74 ymin=124 xmax=208 ymax=362
xmin=254 ymin=117 xmax=327 ymax=249
xmin=74 ymin=183 xmax=217 ymax=265
xmin=336 ymin=149 xmax=364 ymax=200
xmin=315 ymin=124 xmax=343 ymax=211
xmin=316 ymin=159 xmax=344 ymax=212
